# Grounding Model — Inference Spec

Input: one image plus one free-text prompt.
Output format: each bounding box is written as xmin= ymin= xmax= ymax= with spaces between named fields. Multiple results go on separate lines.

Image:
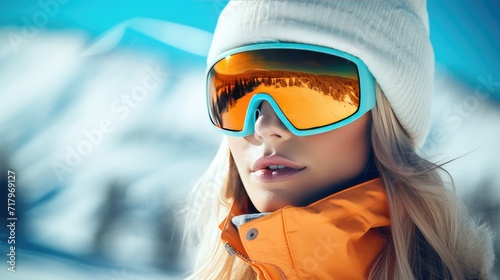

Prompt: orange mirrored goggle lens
xmin=207 ymin=48 xmax=360 ymax=132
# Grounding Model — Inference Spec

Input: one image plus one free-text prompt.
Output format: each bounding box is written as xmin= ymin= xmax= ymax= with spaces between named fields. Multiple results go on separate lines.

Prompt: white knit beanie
xmin=207 ymin=0 xmax=435 ymax=146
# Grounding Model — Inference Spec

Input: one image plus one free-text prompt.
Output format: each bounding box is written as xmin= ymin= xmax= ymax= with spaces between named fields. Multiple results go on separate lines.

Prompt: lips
xmin=251 ymin=155 xmax=305 ymax=182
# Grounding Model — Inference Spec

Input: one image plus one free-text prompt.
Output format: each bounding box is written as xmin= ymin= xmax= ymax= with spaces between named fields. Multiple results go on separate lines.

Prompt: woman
xmin=183 ymin=0 xmax=495 ymax=279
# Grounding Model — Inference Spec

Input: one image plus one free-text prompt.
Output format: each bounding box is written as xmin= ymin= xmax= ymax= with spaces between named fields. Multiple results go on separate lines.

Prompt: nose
xmin=253 ymin=101 xmax=293 ymax=142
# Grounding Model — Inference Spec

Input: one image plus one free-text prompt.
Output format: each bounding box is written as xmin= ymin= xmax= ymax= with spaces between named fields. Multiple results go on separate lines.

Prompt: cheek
xmin=310 ymin=116 xmax=371 ymax=177
xmin=227 ymin=137 xmax=250 ymax=171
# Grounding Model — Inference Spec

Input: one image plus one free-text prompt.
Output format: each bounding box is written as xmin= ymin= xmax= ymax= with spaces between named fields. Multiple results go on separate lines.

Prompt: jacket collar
xmin=219 ymin=178 xmax=391 ymax=279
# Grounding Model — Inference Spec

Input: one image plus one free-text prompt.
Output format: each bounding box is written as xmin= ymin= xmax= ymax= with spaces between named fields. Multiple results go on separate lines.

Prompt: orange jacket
xmin=219 ymin=178 xmax=391 ymax=279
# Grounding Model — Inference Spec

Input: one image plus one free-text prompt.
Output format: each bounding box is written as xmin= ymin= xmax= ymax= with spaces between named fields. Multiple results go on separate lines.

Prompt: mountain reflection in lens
xmin=208 ymin=49 xmax=360 ymax=131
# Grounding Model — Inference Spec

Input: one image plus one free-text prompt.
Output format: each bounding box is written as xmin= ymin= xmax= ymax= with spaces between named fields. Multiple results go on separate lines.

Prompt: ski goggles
xmin=206 ymin=43 xmax=376 ymax=137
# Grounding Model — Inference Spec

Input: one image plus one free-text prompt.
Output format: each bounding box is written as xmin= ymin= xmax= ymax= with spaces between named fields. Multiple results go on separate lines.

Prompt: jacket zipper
xmin=224 ymin=242 xmax=252 ymax=262
xmin=224 ymin=242 xmax=287 ymax=279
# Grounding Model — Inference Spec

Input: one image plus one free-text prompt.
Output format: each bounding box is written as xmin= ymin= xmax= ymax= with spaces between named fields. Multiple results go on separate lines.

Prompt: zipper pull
xmin=224 ymin=242 xmax=252 ymax=262
xmin=224 ymin=242 xmax=236 ymax=256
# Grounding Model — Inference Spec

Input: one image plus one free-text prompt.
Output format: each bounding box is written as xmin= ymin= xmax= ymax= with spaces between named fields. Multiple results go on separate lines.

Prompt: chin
xmin=254 ymin=198 xmax=294 ymax=213
xmin=245 ymin=182 xmax=300 ymax=212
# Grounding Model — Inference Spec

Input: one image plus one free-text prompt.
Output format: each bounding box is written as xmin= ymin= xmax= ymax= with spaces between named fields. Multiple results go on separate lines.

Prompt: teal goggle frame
xmin=206 ymin=43 xmax=376 ymax=137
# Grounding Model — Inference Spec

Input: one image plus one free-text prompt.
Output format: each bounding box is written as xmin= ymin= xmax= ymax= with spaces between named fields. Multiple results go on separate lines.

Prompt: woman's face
xmin=228 ymin=101 xmax=372 ymax=213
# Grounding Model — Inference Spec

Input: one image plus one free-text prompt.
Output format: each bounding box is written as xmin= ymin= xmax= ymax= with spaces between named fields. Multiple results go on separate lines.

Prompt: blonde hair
xmin=182 ymin=86 xmax=493 ymax=279
xmin=369 ymin=85 xmax=493 ymax=279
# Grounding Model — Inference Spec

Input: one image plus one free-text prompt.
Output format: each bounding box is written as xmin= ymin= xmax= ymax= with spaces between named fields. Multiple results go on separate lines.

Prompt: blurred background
xmin=0 ymin=0 xmax=499 ymax=279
